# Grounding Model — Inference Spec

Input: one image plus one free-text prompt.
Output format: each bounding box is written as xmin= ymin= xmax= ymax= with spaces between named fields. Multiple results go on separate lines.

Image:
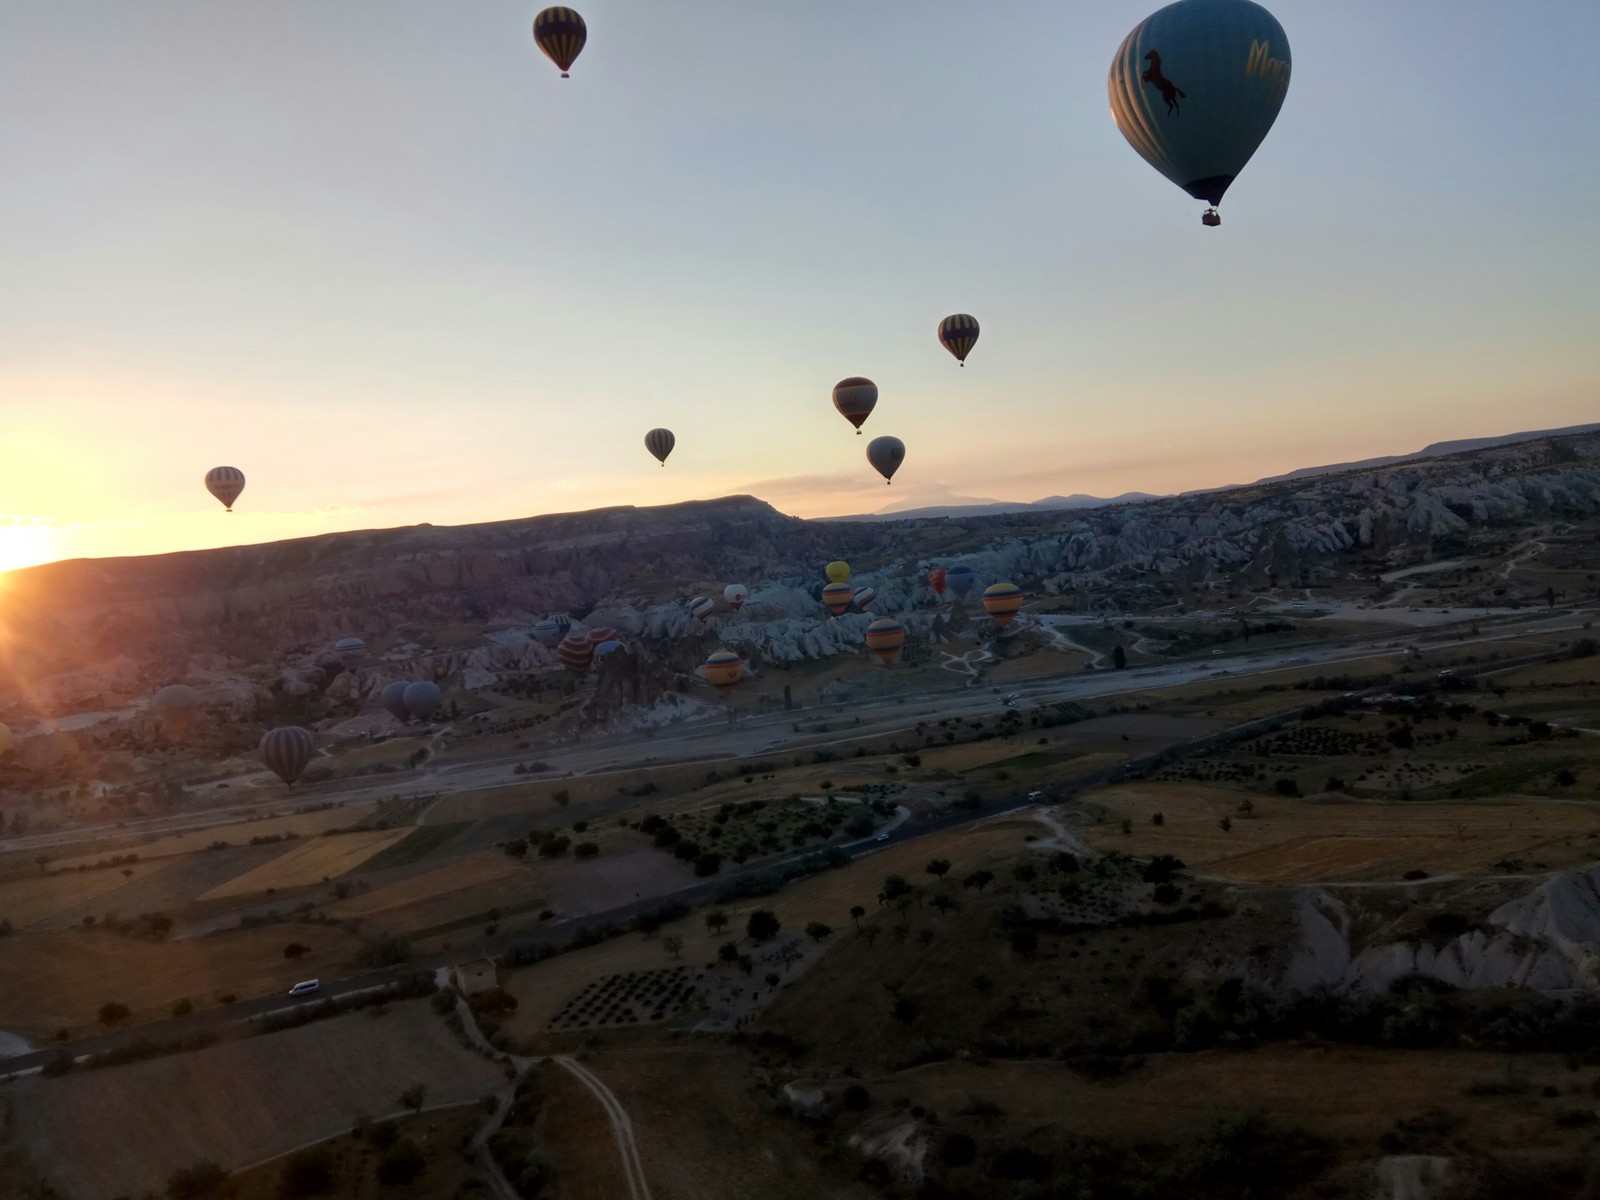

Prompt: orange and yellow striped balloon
xmin=558 ymin=634 xmax=595 ymax=676
xmin=533 ymin=7 xmax=587 ymax=78
xmin=864 ymin=617 xmax=906 ymax=663
xmin=982 ymin=581 xmax=1023 ymax=626
xmin=821 ymin=582 xmax=854 ymax=616
xmin=704 ymin=649 xmax=743 ymax=695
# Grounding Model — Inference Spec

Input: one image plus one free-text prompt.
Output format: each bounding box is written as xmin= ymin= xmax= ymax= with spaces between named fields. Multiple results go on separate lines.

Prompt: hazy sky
xmin=2 ymin=1 xmax=1597 ymax=570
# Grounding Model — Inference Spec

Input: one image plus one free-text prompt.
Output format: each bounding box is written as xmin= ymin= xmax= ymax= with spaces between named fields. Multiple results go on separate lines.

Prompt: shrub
xmin=375 ymin=1140 xmax=426 ymax=1186
xmin=746 ymin=909 xmax=781 ymax=941
xmin=941 ymin=1133 xmax=978 ymax=1167
xmin=842 ymin=1083 xmax=871 ymax=1111
xmin=574 ymin=841 xmax=600 ymax=859
xmin=283 ymin=943 xmax=310 ymax=960
xmin=357 ymin=933 xmax=412 ymax=968
xmin=278 ymin=1148 xmax=334 ymax=1198
xmin=98 ymin=1002 xmax=131 ymax=1026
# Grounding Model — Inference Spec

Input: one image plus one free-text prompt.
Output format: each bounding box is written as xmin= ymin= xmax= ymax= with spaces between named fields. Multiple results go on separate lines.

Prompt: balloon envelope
xmin=333 ymin=637 xmax=367 ymax=668
xmin=704 ymin=649 xmax=743 ymax=694
xmin=644 ymin=427 xmax=675 ymax=466
xmin=928 ymin=567 xmax=948 ymax=597
xmin=259 ymin=726 xmax=314 ymax=785
xmin=852 ymin=586 xmax=876 ymax=612
xmin=587 ymin=626 xmax=619 ymax=646
xmin=532 ymin=619 xmax=563 ymax=647
xmin=864 ymin=617 xmax=906 ymax=663
xmin=1109 ymin=0 xmax=1291 ymax=213
xmin=403 ymin=681 xmax=441 ymax=721
xmin=866 ymin=436 xmax=905 ymax=484
xmin=205 ymin=466 xmax=245 ymax=511
xmin=533 ymin=6 xmax=586 ymax=76
xmin=983 ymin=581 xmax=1024 ymax=626
xmin=595 ymin=639 xmax=624 ymax=659
xmin=825 ymin=560 xmax=851 ymax=585
xmin=945 ymin=564 xmax=978 ymax=598
xmin=722 ymin=584 xmax=748 ymax=611
xmin=153 ymin=684 xmax=201 ymax=733
xmin=380 ymin=681 xmax=411 ymax=723
xmin=690 ymin=596 xmax=717 ymax=620
xmin=558 ymin=634 xmax=595 ymax=676
xmin=832 ymin=377 xmax=877 ymax=433
xmin=938 ymin=314 xmax=980 ymax=364
xmin=821 ymin=581 xmax=854 ymax=616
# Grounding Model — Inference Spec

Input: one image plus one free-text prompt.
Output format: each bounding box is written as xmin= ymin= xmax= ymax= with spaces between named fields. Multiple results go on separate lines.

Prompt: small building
xmin=453 ymin=958 xmax=498 ymax=997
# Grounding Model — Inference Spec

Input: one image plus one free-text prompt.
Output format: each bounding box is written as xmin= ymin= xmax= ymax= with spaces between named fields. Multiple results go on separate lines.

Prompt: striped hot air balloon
xmin=866 ymin=435 xmax=905 ymax=484
xmin=832 ymin=377 xmax=877 ymax=435
xmin=403 ymin=680 xmax=441 ymax=721
xmin=928 ymin=567 xmax=948 ymax=597
xmin=380 ymin=681 xmax=411 ymax=723
xmin=205 ymin=466 xmax=245 ymax=512
xmin=533 ymin=6 xmax=586 ymax=78
xmin=852 ymin=586 xmax=876 ymax=612
xmin=532 ymin=618 xmax=563 ymax=647
xmin=821 ymin=581 xmax=854 ymax=616
xmin=825 ymin=560 xmax=851 ymax=584
xmin=587 ymin=626 xmax=619 ymax=647
xmin=945 ymin=564 xmax=978 ymax=599
xmin=703 ymin=649 xmax=743 ymax=696
xmin=690 ymin=596 xmax=717 ymax=620
xmin=983 ymin=582 xmax=1024 ymax=626
xmin=558 ymin=634 xmax=595 ymax=676
xmin=644 ymin=427 xmax=675 ymax=466
xmin=864 ymin=617 xmax=906 ymax=664
xmin=259 ymin=726 xmax=314 ymax=785
xmin=937 ymin=314 xmax=980 ymax=365
xmin=333 ymin=637 xmax=367 ymax=668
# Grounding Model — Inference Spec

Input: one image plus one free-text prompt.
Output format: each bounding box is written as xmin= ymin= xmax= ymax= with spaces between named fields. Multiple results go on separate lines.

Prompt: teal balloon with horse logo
xmin=1109 ymin=0 xmax=1291 ymax=226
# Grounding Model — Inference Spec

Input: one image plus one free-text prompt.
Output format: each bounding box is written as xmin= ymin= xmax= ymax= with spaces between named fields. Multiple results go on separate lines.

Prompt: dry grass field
xmin=0 ymin=867 xmax=153 ymax=928
xmin=0 ymin=922 xmax=366 ymax=1037
xmin=535 ymin=1061 xmax=634 ymax=1200
xmin=1079 ymin=782 xmax=1600 ymax=881
xmin=327 ymin=850 xmax=532 ymax=919
xmin=45 ymin=803 xmax=380 ymax=871
xmin=200 ymin=829 xmax=411 ymax=901
xmin=6 ymin=1002 xmax=503 ymax=1200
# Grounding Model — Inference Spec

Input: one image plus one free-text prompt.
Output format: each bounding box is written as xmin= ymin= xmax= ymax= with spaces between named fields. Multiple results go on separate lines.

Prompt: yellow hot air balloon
xmin=825 ymin=560 xmax=851 ymax=584
xmin=704 ymin=649 xmax=744 ymax=696
xmin=982 ymin=582 xmax=1024 ymax=626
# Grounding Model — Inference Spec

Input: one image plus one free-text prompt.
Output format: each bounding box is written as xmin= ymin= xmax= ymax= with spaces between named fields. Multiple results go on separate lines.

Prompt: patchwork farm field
xmin=43 ymin=803 xmax=381 ymax=871
xmin=8 ymin=1002 xmax=503 ymax=1200
xmin=200 ymin=829 xmax=412 ymax=900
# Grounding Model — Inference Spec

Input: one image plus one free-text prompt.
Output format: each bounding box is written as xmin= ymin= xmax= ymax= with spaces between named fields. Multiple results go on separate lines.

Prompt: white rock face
xmin=782 ymin=1082 xmax=828 ymax=1116
xmin=848 ymin=1120 xmax=928 ymax=1186
xmin=1372 ymin=1155 xmax=1452 ymax=1200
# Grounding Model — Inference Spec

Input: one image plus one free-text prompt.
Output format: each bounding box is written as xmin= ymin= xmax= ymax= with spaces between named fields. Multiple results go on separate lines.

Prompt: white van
xmin=288 ymin=979 xmax=320 ymax=997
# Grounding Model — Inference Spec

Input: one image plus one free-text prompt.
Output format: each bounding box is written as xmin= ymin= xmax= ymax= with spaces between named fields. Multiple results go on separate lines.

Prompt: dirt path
xmin=555 ymin=1056 xmax=652 ymax=1200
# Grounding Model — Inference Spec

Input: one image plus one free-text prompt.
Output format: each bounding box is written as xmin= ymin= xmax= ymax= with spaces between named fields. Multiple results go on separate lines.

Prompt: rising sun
xmin=0 ymin=523 xmax=61 ymax=573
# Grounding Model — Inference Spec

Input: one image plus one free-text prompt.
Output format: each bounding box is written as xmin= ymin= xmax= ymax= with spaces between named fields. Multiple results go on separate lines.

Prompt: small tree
xmin=278 ymin=1148 xmax=335 ymax=1199
xmin=705 ymin=910 xmax=729 ymax=935
xmin=925 ymin=859 xmax=952 ymax=880
xmin=804 ymin=921 xmax=832 ymax=942
xmin=552 ymin=789 xmax=571 ymax=807
xmin=375 ymin=1141 xmax=426 ymax=1187
xmin=1151 ymin=811 xmax=1165 ymax=826
xmin=891 ymin=996 xmax=920 ymax=1024
xmin=662 ymin=935 xmax=685 ymax=960
xmin=397 ymin=1083 xmax=427 ymax=1115
xmin=283 ymin=943 xmax=310 ymax=960
xmin=1112 ymin=645 xmax=1128 ymax=670
xmin=717 ymin=941 xmax=740 ymax=963
xmin=172 ymin=998 xmax=194 ymax=1018
xmin=746 ymin=909 xmax=781 ymax=942
xmin=930 ymin=894 xmax=958 ymax=916
xmin=98 ymin=1002 xmax=131 ymax=1026
xmin=962 ymin=869 xmax=994 ymax=893
xmin=1219 ymin=816 xmax=1233 ymax=832
xmin=849 ymin=905 xmax=866 ymax=928
xmin=573 ymin=841 xmax=600 ymax=859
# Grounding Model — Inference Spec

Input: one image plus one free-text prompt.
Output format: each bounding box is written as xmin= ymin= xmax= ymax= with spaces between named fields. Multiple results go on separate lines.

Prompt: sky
xmin=2 ymin=0 xmax=1597 ymax=571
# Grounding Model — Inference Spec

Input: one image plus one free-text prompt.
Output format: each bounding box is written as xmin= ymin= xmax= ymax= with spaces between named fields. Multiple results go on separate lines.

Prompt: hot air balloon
xmin=937 ymin=314 xmax=980 ymax=366
xmin=532 ymin=618 xmax=563 ymax=648
xmin=403 ymin=680 xmax=441 ymax=722
xmin=533 ymin=6 xmax=586 ymax=78
xmin=205 ymin=466 xmax=245 ymax=512
xmin=595 ymin=639 xmax=625 ymax=661
xmin=983 ymin=582 xmax=1024 ymax=626
xmin=333 ymin=637 xmax=367 ymax=669
xmin=0 ymin=723 xmax=11 ymax=758
xmin=866 ymin=436 xmax=905 ymax=484
xmin=945 ymin=564 xmax=978 ymax=599
xmin=927 ymin=567 xmax=948 ymax=597
xmin=723 ymin=584 xmax=748 ymax=611
xmin=587 ymin=625 xmax=619 ymax=647
xmin=691 ymin=596 xmax=717 ymax=620
xmin=825 ymin=560 xmax=851 ymax=585
xmin=852 ymin=586 xmax=876 ymax=612
xmin=703 ymin=649 xmax=743 ymax=696
xmin=380 ymin=681 xmax=411 ymax=723
xmin=832 ymin=377 xmax=877 ymax=435
xmin=260 ymin=726 xmax=314 ymax=785
xmin=821 ymin=581 xmax=854 ymax=616
xmin=1109 ymin=0 xmax=1292 ymax=226
xmin=864 ymin=617 xmax=906 ymax=664
xmin=644 ymin=427 xmax=675 ymax=467
xmin=153 ymin=684 xmax=201 ymax=735
xmin=559 ymin=634 xmax=595 ymax=676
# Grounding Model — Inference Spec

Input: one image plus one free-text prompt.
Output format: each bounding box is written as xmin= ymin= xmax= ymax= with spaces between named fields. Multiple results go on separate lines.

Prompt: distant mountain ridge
xmin=1243 ymin=423 xmax=1600 ymax=486
xmin=830 ymin=492 xmax=1163 ymax=522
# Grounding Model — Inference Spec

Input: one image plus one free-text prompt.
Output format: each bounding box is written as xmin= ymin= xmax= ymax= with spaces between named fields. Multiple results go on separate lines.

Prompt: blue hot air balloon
xmin=945 ymin=564 xmax=978 ymax=599
xmin=403 ymin=681 xmax=441 ymax=722
xmin=380 ymin=681 xmax=411 ymax=723
xmin=1109 ymin=0 xmax=1291 ymax=226
xmin=532 ymin=618 xmax=563 ymax=648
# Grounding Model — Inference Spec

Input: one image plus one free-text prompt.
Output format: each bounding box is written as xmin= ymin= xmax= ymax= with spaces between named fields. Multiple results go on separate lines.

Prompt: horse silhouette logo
xmin=1142 ymin=50 xmax=1186 ymax=116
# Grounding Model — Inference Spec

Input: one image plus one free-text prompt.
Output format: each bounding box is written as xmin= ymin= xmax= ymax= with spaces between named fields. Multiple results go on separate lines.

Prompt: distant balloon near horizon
xmin=379 ymin=681 xmax=411 ymax=723
xmin=259 ymin=726 xmax=314 ymax=785
xmin=945 ymin=564 xmax=977 ymax=599
xmin=825 ymin=561 xmax=851 ymax=585
xmin=704 ymin=649 xmax=743 ymax=695
xmin=832 ymin=378 xmax=877 ymax=435
xmin=204 ymin=466 xmax=245 ymax=512
xmin=533 ymin=6 xmax=586 ymax=78
xmin=558 ymin=633 xmax=595 ymax=676
xmin=937 ymin=314 xmax=980 ymax=366
xmin=864 ymin=617 xmax=906 ymax=664
xmin=722 ymin=583 xmax=748 ymax=611
xmin=866 ymin=436 xmax=905 ymax=484
xmin=983 ymin=581 xmax=1024 ymax=626
xmin=333 ymin=637 xmax=367 ymax=669
xmin=644 ymin=427 xmax=675 ymax=467
xmin=402 ymin=680 xmax=441 ymax=722
xmin=1109 ymin=0 xmax=1291 ymax=226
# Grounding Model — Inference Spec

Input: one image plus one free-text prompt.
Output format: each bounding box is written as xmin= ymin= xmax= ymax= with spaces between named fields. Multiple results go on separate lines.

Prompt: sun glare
xmin=0 ymin=522 xmax=61 ymax=573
